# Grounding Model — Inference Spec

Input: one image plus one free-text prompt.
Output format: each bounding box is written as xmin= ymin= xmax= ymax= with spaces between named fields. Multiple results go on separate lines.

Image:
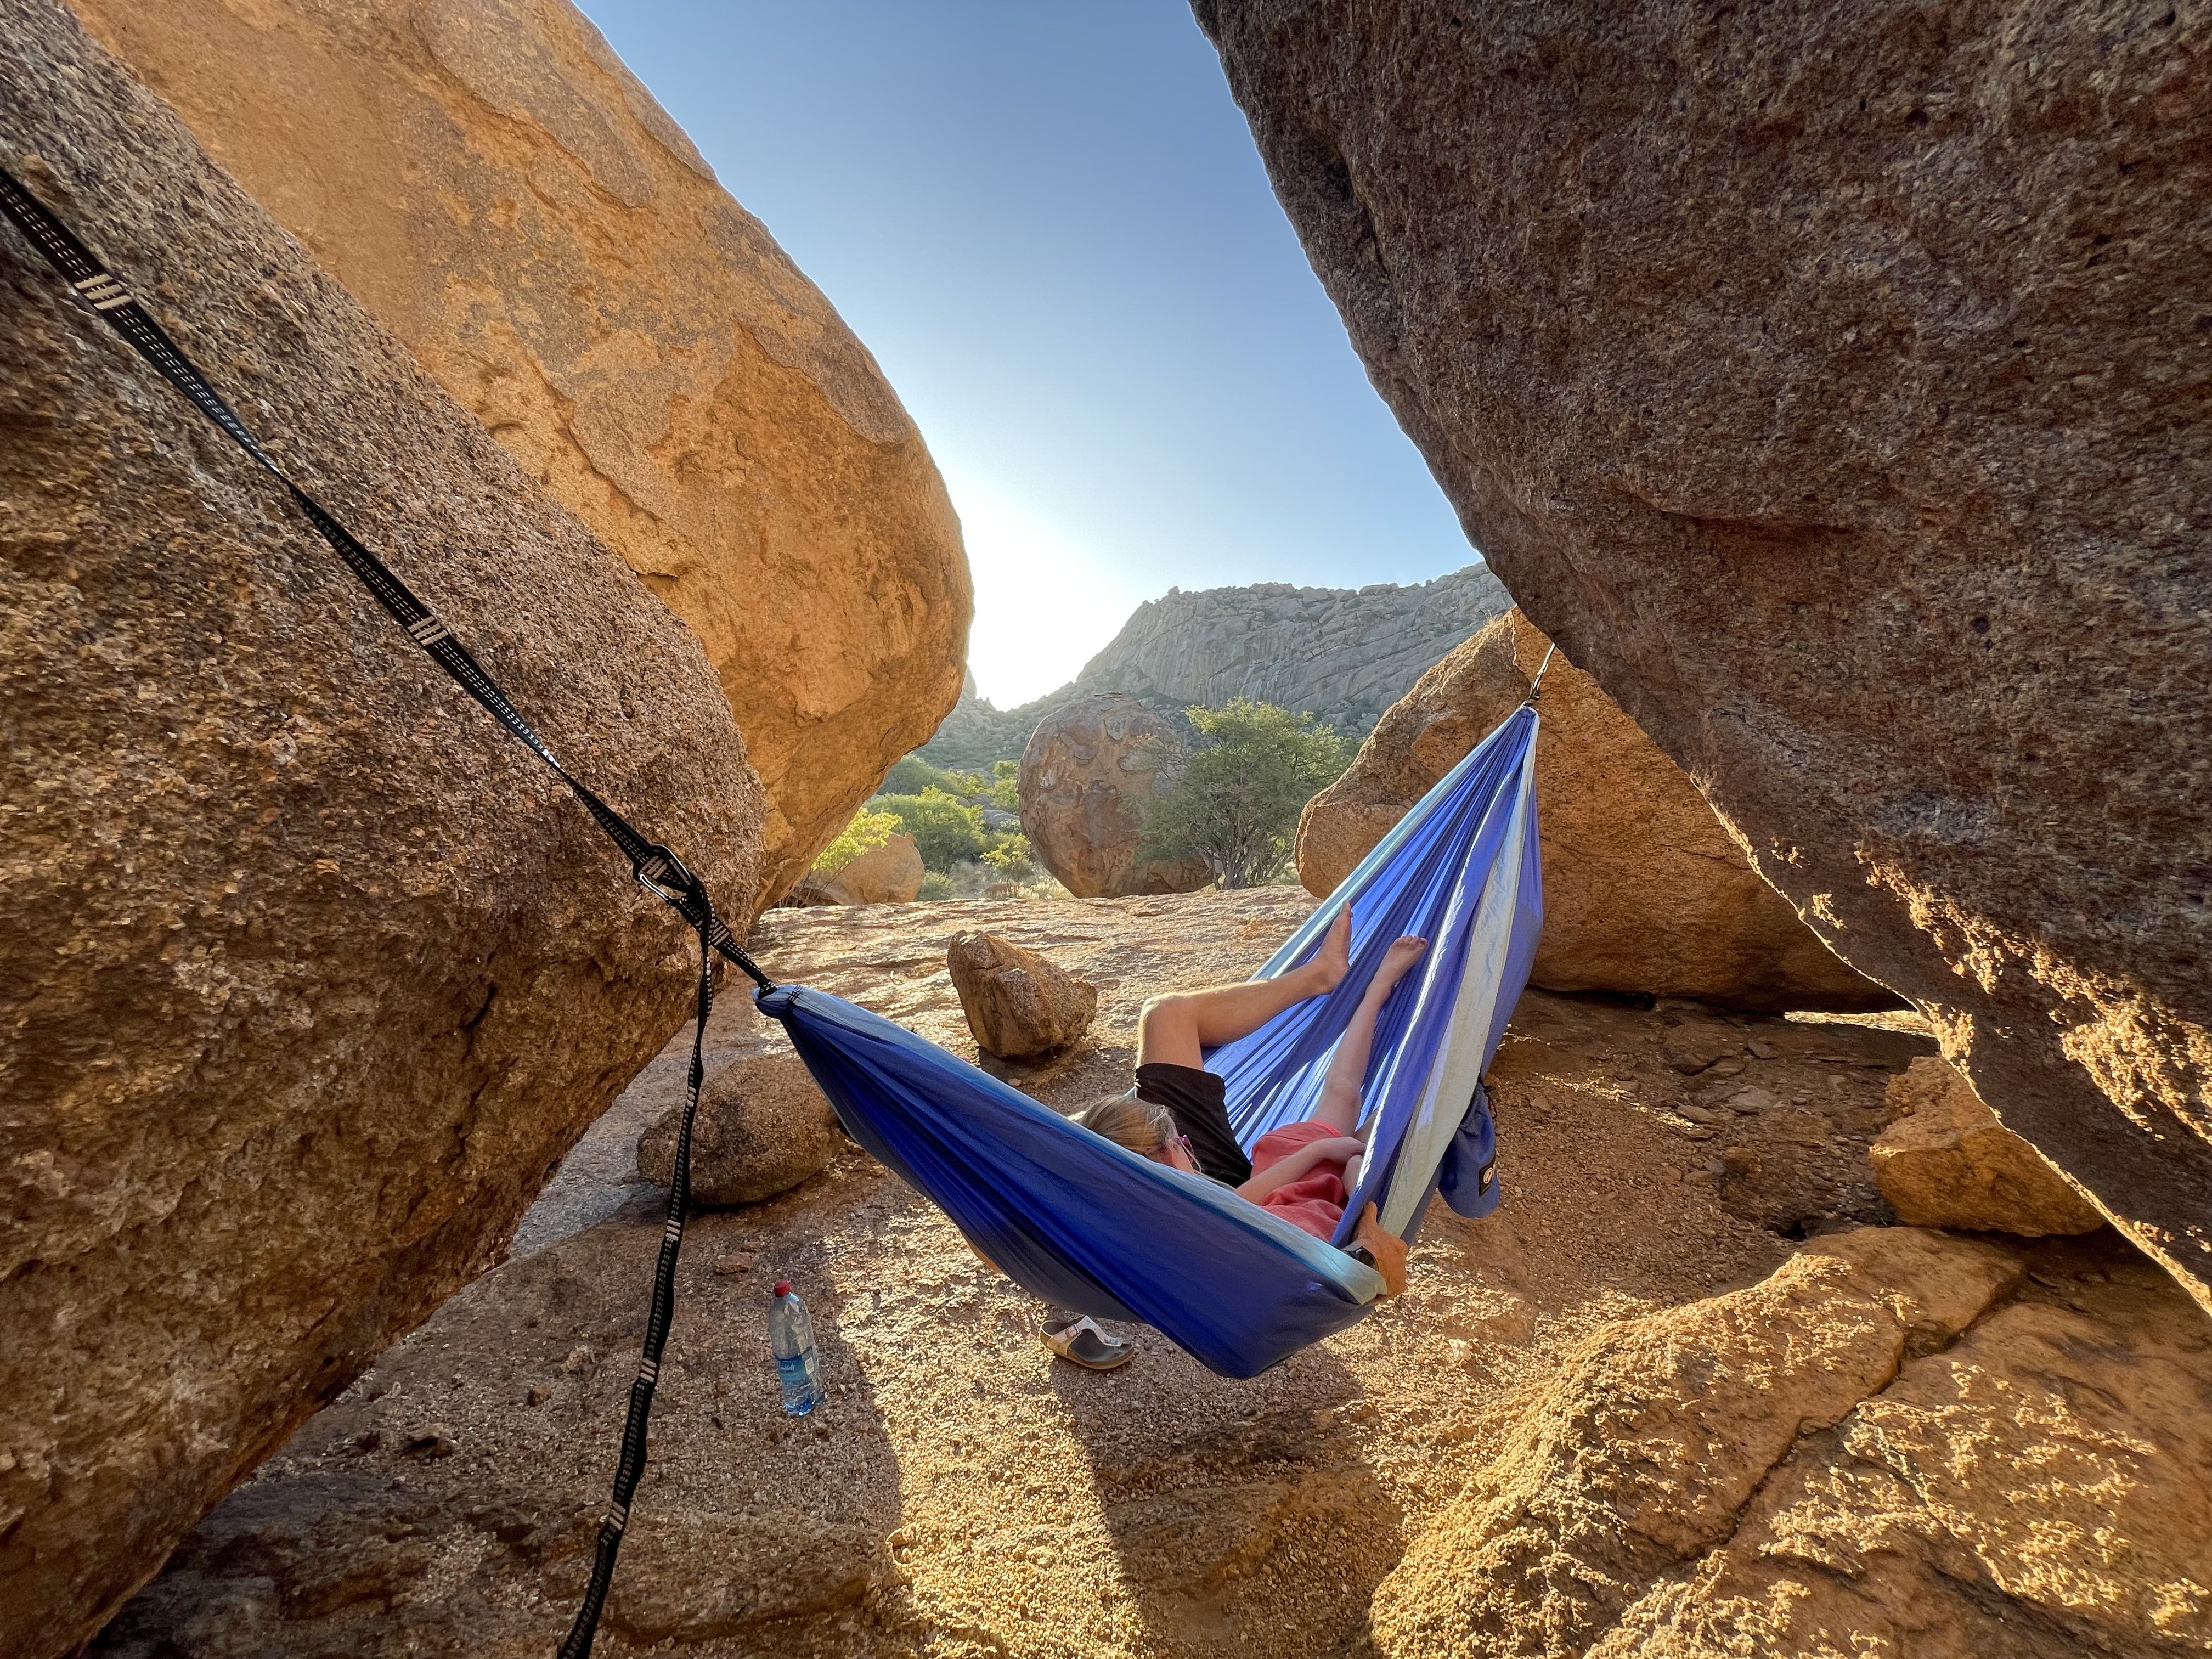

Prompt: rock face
xmin=1198 ymin=0 xmax=2212 ymax=1310
xmin=1076 ymin=564 xmax=1507 ymax=737
xmin=1301 ymin=612 xmax=1892 ymax=1010
xmin=0 ymin=7 xmax=763 ymax=1655
xmin=1874 ymin=1057 xmax=2106 ymax=1237
xmin=919 ymin=566 xmax=1508 ymax=769
xmin=789 ymin=832 xmax=924 ymax=907
xmin=946 ymin=932 xmax=1100 ymax=1059
xmin=1369 ymin=1226 xmax=2212 ymax=1659
xmin=1018 ymin=693 xmax=1211 ymax=898
xmin=636 ymin=1049 xmax=846 ymax=1207
xmin=72 ymin=0 xmax=972 ymax=906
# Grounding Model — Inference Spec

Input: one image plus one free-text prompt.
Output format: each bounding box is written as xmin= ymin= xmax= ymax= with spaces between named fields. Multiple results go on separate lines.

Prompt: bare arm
xmin=1236 ymin=1135 xmax=1364 ymax=1204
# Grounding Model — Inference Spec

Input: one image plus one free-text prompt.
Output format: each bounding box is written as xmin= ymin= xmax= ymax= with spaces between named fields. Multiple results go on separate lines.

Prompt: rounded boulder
xmin=1017 ymin=693 xmax=1211 ymax=899
xmin=637 ymin=1048 xmax=847 ymax=1207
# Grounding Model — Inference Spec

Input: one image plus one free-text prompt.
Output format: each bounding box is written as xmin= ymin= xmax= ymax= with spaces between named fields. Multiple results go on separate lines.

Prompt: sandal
xmin=1041 ymin=1312 xmax=1134 ymax=1370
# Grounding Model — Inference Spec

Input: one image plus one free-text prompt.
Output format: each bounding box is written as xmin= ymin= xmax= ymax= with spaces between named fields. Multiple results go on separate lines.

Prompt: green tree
xmin=990 ymin=759 xmax=1021 ymax=812
xmin=869 ymin=786 xmax=985 ymax=872
xmin=810 ymin=805 xmax=899 ymax=877
xmin=1139 ymin=699 xmax=1350 ymax=889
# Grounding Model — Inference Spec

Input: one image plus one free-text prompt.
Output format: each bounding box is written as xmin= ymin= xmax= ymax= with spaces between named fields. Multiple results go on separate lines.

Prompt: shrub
xmin=868 ymin=787 xmax=985 ymax=872
xmin=916 ymin=871 xmax=956 ymax=901
xmin=990 ymin=759 xmax=1021 ymax=812
xmin=979 ymin=830 xmax=1037 ymax=884
xmin=810 ymin=806 xmax=900 ymax=878
xmin=1139 ymin=699 xmax=1350 ymax=889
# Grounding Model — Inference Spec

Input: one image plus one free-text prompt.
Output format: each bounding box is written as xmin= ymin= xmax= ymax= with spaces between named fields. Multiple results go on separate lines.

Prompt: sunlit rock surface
xmin=73 ymin=0 xmax=971 ymax=906
xmin=1300 ymin=611 xmax=1892 ymax=1011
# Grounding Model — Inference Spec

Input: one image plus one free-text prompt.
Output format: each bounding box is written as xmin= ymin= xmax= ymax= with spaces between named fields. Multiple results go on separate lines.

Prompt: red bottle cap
xmin=773 ymin=1279 xmax=792 ymax=1297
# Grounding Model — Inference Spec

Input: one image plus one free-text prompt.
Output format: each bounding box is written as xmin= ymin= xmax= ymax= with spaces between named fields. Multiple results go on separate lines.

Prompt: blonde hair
xmin=1079 ymin=1093 xmax=1172 ymax=1156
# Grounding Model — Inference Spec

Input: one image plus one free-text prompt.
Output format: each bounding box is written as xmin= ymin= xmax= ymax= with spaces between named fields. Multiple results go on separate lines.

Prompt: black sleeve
xmin=1134 ymin=1063 xmax=1254 ymax=1186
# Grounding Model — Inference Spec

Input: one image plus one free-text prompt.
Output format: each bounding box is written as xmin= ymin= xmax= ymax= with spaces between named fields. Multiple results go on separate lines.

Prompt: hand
xmin=1353 ymin=1203 xmax=1409 ymax=1297
xmin=1310 ymin=1136 xmax=1367 ymax=1165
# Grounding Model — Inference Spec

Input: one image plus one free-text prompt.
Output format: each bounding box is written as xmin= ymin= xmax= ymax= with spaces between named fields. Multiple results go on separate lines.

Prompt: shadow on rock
xmin=94 ymin=1164 xmax=918 ymax=1658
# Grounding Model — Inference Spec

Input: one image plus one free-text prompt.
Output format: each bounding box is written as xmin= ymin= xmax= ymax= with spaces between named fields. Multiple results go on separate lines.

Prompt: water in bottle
xmin=768 ymin=1278 xmax=822 ymax=1417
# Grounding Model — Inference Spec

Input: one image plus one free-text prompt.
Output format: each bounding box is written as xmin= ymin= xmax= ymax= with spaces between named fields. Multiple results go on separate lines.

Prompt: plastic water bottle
xmin=769 ymin=1279 xmax=822 ymax=1417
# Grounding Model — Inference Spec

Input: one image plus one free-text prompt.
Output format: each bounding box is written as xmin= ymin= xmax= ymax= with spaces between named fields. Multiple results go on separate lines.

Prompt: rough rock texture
xmin=788 ymin=833 xmax=924 ymax=907
xmin=946 ymin=932 xmax=1100 ymax=1059
xmin=72 ymin=0 xmax=972 ymax=905
xmin=1874 ymin=1056 xmax=2106 ymax=1237
xmin=1370 ymin=1227 xmax=2024 ymax=1658
xmin=1598 ymin=1274 xmax=2212 ymax=1659
xmin=0 ymin=7 xmax=762 ymax=1655
xmin=1300 ymin=612 xmax=1892 ymax=1011
xmin=1198 ymin=0 xmax=2212 ymax=1310
xmin=98 ymin=892 xmax=2200 ymax=1659
xmin=1018 ymin=693 xmax=1212 ymax=898
xmin=637 ymin=1049 xmax=846 ymax=1207
xmin=920 ymin=566 xmax=1508 ymax=769
xmin=1369 ymin=1227 xmax=2212 ymax=1659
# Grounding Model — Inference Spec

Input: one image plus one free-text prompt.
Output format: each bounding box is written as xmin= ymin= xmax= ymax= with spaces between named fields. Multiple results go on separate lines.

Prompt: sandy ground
xmin=99 ymin=889 xmax=1951 ymax=1658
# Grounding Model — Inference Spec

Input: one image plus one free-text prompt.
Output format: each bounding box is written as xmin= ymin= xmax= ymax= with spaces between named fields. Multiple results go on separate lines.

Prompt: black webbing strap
xmin=557 ymin=890 xmax=714 ymax=1659
xmin=0 ymin=164 xmax=760 ymax=1659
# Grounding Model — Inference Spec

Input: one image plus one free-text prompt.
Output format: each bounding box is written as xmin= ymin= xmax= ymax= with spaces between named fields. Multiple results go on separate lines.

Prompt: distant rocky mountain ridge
xmin=920 ymin=563 xmax=1509 ymax=768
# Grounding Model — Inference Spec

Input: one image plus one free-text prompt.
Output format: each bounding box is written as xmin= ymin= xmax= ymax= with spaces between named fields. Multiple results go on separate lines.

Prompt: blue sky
xmin=577 ymin=1 xmax=1480 ymax=706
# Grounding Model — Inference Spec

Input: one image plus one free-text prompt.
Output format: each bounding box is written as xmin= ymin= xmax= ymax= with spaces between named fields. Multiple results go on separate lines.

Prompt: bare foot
xmin=1352 ymin=1203 xmax=1409 ymax=1297
xmin=1375 ymin=934 xmax=1430 ymax=990
xmin=1308 ymin=907 xmax=1353 ymax=992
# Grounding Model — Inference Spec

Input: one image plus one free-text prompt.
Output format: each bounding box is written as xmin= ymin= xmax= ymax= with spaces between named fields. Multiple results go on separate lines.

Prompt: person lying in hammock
xmin=1082 ymin=911 xmax=1424 ymax=1293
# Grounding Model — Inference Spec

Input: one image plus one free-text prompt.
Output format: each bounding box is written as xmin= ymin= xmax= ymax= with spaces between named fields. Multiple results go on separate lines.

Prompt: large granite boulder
xmin=72 ymin=0 xmax=972 ymax=907
xmin=1369 ymin=1227 xmax=2212 ymax=1659
xmin=1874 ymin=1057 xmax=2106 ymax=1238
xmin=1017 ymin=692 xmax=1211 ymax=898
xmin=1300 ymin=612 xmax=1891 ymax=1010
xmin=0 ymin=6 xmax=762 ymax=1654
xmin=1198 ymin=0 xmax=2212 ymax=1310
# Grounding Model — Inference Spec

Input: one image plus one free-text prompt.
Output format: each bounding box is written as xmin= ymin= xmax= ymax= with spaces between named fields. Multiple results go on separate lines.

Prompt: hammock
xmin=760 ymin=701 xmax=1543 ymax=1379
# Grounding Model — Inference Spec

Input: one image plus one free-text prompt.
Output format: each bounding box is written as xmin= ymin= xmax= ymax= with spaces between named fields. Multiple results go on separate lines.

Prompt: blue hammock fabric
xmin=1212 ymin=702 xmax=1545 ymax=1244
xmin=758 ymin=702 xmax=1543 ymax=1379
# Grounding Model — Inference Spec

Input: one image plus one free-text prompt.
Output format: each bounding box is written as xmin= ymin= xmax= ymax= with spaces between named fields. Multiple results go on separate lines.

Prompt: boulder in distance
xmin=946 ymin=932 xmax=1101 ymax=1060
xmin=787 ymin=832 xmax=924 ymax=907
xmin=1299 ymin=611 xmax=1893 ymax=1011
xmin=1018 ymin=692 xmax=1211 ymax=898
xmin=1874 ymin=1058 xmax=2106 ymax=1237
xmin=1198 ymin=0 xmax=2212 ymax=1310
xmin=0 ymin=8 xmax=761 ymax=1654
xmin=72 ymin=0 xmax=972 ymax=907
xmin=636 ymin=1048 xmax=846 ymax=1207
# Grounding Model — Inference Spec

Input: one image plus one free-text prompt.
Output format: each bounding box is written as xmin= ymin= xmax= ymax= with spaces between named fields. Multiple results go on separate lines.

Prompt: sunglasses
xmin=1147 ymin=1133 xmax=1195 ymax=1166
